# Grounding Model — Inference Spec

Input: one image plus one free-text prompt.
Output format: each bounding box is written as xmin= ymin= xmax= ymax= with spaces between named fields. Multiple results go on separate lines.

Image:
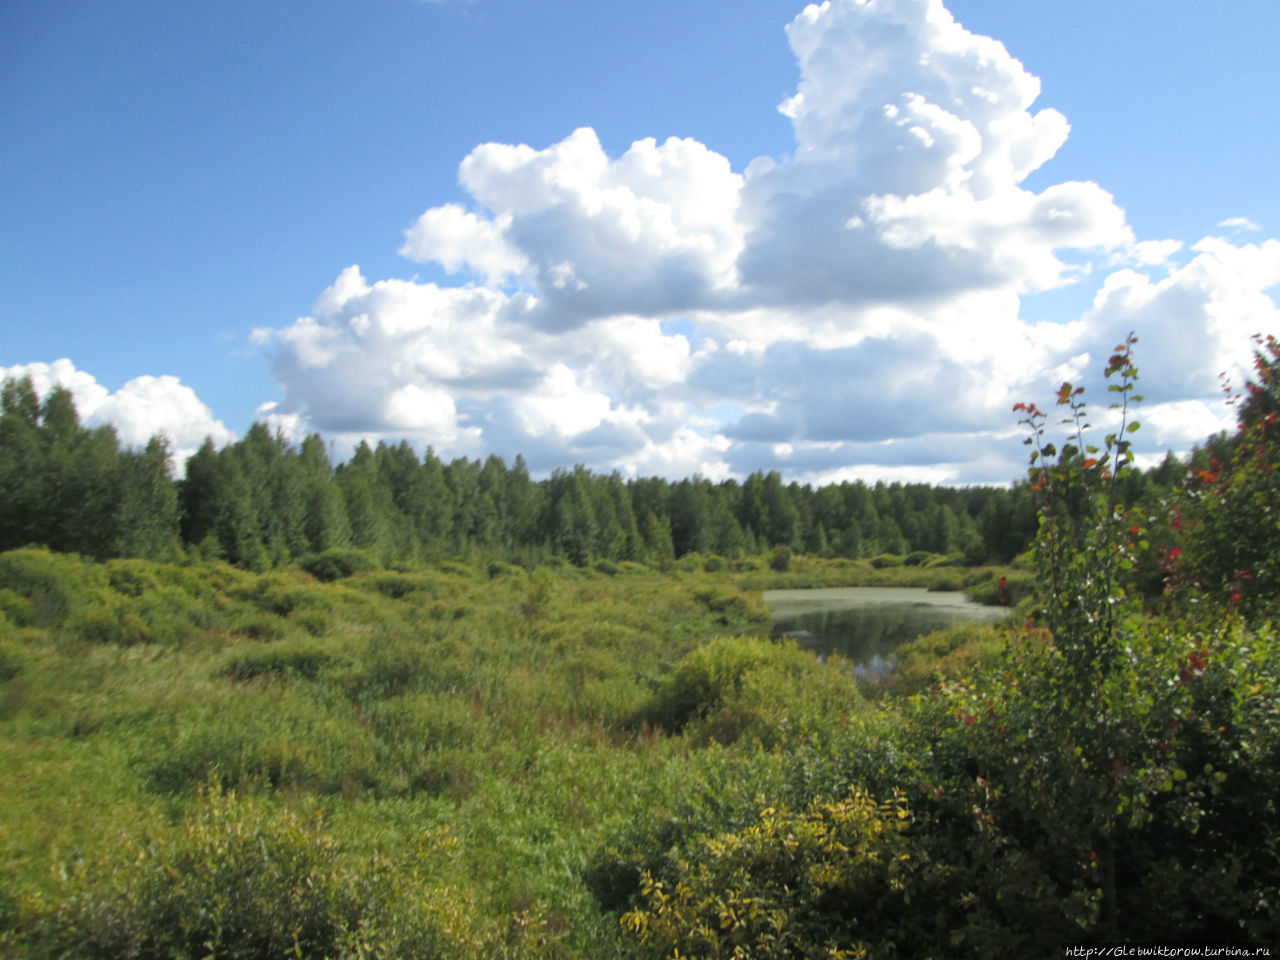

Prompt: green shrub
xmin=876 ymin=622 xmax=1006 ymax=696
xmin=612 ymin=340 xmax=1280 ymax=955
xmin=768 ymin=546 xmax=792 ymax=572
xmin=486 ymin=559 xmax=524 ymax=579
xmin=299 ymin=547 xmax=379 ymax=582
xmin=518 ymin=567 xmax=557 ymax=619
xmin=439 ymin=560 xmax=478 ymax=579
xmin=674 ymin=553 xmax=705 ymax=573
xmin=103 ymin=558 xmax=159 ymax=598
xmin=620 ymin=787 xmax=913 ymax=960
xmin=639 ymin=635 xmax=859 ymax=747
xmin=0 ymin=639 xmax=28 ymax=683
xmin=0 ymin=588 xmax=33 ymax=626
xmin=689 ymin=586 xmax=770 ymax=626
xmin=226 ymin=610 xmax=289 ymax=642
xmin=347 ymin=638 xmax=467 ymax=701
xmin=365 ymin=572 xmax=433 ymax=600
xmin=293 ymin=609 xmax=331 ymax=636
xmin=129 ymin=584 xmax=209 ymax=645
xmin=248 ymin=581 xmax=333 ymax=617
xmin=65 ymin=607 xmax=149 ymax=645
xmin=29 ymin=785 xmax=478 ymax=959
xmin=594 ymin=558 xmax=622 ymax=576
xmin=1175 ymin=334 xmax=1280 ymax=622
xmin=0 ymin=548 xmax=98 ymax=627
xmin=220 ymin=646 xmax=341 ymax=683
xmin=963 ymin=570 xmax=1034 ymax=607
xmin=869 ymin=553 xmax=903 ymax=569
xmin=702 ymin=555 xmax=726 ymax=573
xmin=878 ymin=337 xmax=1280 ymax=947
xmin=140 ymin=695 xmax=380 ymax=795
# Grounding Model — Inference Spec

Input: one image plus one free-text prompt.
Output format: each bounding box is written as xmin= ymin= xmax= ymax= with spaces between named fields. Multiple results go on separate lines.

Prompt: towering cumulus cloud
xmin=259 ymin=0 xmax=1279 ymax=483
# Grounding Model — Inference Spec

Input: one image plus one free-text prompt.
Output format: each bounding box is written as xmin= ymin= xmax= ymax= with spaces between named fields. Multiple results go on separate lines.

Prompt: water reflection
xmin=765 ymin=587 xmax=1006 ymax=674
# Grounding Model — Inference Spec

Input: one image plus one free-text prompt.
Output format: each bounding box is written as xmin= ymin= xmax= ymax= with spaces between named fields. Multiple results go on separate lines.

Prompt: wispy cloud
xmin=1219 ymin=216 xmax=1261 ymax=232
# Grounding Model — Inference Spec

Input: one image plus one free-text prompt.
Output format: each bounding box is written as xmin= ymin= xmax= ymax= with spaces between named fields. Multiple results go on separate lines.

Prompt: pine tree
xmin=113 ymin=436 xmax=180 ymax=559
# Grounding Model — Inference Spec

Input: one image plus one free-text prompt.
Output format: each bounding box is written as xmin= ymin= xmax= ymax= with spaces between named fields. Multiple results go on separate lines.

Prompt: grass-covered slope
xmin=0 ymin=548 xmax=868 ymax=957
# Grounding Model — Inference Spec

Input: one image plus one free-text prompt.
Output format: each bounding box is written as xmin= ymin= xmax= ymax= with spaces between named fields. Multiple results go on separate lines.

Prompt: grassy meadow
xmin=2 ymin=547 xmax=985 ymax=958
xmin=2 ymin=541 xmax=1275 ymax=957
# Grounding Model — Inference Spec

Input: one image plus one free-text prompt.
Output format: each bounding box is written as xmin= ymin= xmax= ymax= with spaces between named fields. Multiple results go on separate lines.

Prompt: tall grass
xmin=1 ymin=548 xmax=865 ymax=957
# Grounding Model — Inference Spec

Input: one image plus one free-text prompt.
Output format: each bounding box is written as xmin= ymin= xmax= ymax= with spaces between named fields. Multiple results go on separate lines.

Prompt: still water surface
xmin=763 ymin=586 xmax=1008 ymax=677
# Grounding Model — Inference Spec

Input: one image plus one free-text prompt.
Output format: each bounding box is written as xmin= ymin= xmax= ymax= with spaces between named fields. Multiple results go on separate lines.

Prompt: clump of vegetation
xmin=299 ymin=547 xmax=380 ymax=582
xmin=961 ymin=567 xmax=1035 ymax=606
xmin=621 ymin=788 xmax=912 ymax=960
xmin=871 ymin=621 xmax=1006 ymax=697
xmin=636 ymin=635 xmax=860 ymax=747
xmin=27 ymin=784 xmax=479 ymax=959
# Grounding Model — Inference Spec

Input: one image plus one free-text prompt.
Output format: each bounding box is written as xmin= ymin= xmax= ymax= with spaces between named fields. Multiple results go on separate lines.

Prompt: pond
xmin=763 ymin=586 xmax=1009 ymax=679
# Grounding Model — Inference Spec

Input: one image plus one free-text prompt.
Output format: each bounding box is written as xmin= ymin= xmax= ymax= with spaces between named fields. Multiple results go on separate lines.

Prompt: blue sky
xmin=3 ymin=0 xmax=1278 ymax=484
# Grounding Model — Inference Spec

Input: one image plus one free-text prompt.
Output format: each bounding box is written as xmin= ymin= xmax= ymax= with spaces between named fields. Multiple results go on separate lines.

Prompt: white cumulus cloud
xmin=1 ymin=360 xmax=237 ymax=468
xmin=252 ymin=0 xmax=1277 ymax=482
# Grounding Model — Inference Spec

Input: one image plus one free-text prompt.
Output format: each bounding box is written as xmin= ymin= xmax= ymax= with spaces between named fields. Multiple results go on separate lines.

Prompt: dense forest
xmin=1 ymin=336 xmax=1277 ymax=958
xmin=0 ymin=373 xmax=1195 ymax=573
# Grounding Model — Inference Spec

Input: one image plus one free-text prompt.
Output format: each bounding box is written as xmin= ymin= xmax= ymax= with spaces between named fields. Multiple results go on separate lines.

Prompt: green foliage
xmin=689 ymin=584 xmax=771 ymax=626
xmin=364 ymin=571 xmax=437 ymax=600
xmin=637 ymin=635 xmax=859 ymax=748
xmin=0 ymin=379 xmax=179 ymax=563
xmin=1014 ymin=333 xmax=1147 ymax=677
xmin=220 ymin=645 xmax=343 ymax=683
xmin=1174 ymin=334 xmax=1280 ymax=622
xmin=486 ymin=559 xmax=524 ymax=579
xmin=621 ymin=788 xmax=911 ymax=960
xmin=4 ymin=375 xmax=1060 ymax=573
xmin=871 ymin=338 xmax=1280 ymax=947
xmin=65 ymin=607 xmax=150 ymax=645
xmin=27 ymin=784 xmax=479 ymax=959
xmin=961 ymin=568 xmax=1035 ymax=607
xmin=612 ymin=338 xmax=1280 ymax=957
xmin=874 ymin=621 xmax=1006 ymax=697
xmin=300 ymin=546 xmax=380 ymax=582
xmin=0 ymin=638 xmax=29 ymax=684
xmin=0 ymin=548 xmax=98 ymax=627
xmin=102 ymin=558 xmax=159 ymax=598
xmin=225 ymin=609 xmax=290 ymax=642
xmin=1 ymin=554 xmax=807 ymax=957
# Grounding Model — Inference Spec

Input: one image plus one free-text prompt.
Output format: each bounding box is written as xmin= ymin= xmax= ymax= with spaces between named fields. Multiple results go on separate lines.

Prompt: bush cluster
xmin=31 ymin=785 xmax=478 ymax=959
xmin=611 ymin=337 xmax=1280 ymax=956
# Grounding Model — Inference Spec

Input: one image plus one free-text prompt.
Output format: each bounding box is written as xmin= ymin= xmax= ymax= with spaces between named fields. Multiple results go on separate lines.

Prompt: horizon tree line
xmin=0 ymin=373 xmax=1190 ymax=571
